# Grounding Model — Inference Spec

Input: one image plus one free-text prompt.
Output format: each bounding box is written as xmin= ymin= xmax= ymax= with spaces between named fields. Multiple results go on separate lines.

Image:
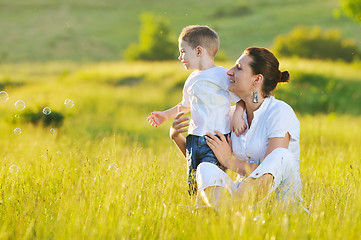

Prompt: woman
xmin=170 ymin=47 xmax=303 ymax=207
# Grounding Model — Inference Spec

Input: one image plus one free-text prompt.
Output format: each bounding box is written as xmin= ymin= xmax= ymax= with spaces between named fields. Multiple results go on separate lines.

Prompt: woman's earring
xmin=252 ymin=90 xmax=258 ymax=103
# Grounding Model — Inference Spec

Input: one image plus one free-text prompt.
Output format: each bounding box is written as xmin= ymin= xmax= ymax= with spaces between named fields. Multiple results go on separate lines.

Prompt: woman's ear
xmin=254 ymin=74 xmax=264 ymax=85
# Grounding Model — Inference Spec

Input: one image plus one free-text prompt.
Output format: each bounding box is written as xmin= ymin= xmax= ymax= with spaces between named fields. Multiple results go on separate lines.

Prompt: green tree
xmin=341 ymin=0 xmax=361 ymax=23
xmin=124 ymin=13 xmax=177 ymax=61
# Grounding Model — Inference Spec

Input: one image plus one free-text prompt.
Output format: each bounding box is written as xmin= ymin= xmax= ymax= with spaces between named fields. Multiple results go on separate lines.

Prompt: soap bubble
xmin=15 ymin=114 xmax=20 ymax=118
xmin=50 ymin=128 xmax=55 ymax=133
xmin=8 ymin=196 xmax=16 ymax=204
xmin=177 ymin=204 xmax=191 ymax=212
xmin=107 ymin=163 xmax=118 ymax=174
xmin=15 ymin=100 xmax=26 ymax=110
xmin=64 ymin=99 xmax=74 ymax=108
xmin=57 ymin=151 xmax=61 ymax=155
xmin=9 ymin=165 xmax=19 ymax=174
xmin=43 ymin=107 xmax=51 ymax=115
xmin=0 ymin=91 xmax=9 ymax=103
xmin=41 ymin=155 xmax=46 ymax=160
xmin=14 ymin=128 xmax=21 ymax=135
xmin=253 ymin=215 xmax=265 ymax=225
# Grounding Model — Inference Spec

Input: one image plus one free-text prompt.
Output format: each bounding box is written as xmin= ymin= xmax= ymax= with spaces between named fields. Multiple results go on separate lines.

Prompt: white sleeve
xmin=181 ymin=80 xmax=190 ymax=107
xmin=266 ymin=104 xmax=300 ymax=141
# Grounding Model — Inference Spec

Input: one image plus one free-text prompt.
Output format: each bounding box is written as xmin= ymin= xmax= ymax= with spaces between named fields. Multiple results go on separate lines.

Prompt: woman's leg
xmin=233 ymin=173 xmax=274 ymax=202
xmin=198 ymin=186 xmax=225 ymax=207
xmin=196 ymin=162 xmax=233 ymax=207
xmin=234 ymin=148 xmax=301 ymax=202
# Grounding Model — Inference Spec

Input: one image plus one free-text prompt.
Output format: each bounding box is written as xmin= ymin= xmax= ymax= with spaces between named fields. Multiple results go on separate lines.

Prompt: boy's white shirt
xmin=181 ymin=66 xmax=240 ymax=136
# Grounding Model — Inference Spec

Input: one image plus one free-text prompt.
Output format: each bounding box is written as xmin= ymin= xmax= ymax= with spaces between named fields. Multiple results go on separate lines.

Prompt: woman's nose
xmin=227 ymin=68 xmax=234 ymax=76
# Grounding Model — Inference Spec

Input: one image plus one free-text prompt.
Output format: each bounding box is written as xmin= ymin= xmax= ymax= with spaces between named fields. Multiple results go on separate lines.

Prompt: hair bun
xmin=279 ymin=71 xmax=290 ymax=83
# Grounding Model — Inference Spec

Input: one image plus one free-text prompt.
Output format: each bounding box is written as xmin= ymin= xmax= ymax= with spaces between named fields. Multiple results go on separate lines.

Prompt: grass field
xmin=0 ymin=59 xmax=360 ymax=239
xmin=0 ymin=0 xmax=360 ymax=62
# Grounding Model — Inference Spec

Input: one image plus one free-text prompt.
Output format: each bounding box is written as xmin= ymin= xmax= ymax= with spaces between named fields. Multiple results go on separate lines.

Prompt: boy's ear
xmin=196 ymin=46 xmax=203 ymax=56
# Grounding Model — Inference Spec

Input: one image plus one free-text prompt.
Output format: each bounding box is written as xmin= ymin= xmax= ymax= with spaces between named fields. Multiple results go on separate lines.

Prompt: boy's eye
xmin=236 ymin=65 xmax=242 ymax=70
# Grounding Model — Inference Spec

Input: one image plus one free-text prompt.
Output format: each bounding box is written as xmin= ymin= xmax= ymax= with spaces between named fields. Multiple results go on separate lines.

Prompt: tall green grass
xmin=0 ymin=59 xmax=360 ymax=238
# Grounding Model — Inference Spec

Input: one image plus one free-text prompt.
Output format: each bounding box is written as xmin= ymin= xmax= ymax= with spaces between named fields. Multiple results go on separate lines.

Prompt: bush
xmin=19 ymin=108 xmax=64 ymax=127
xmin=275 ymin=71 xmax=361 ymax=115
xmin=272 ymin=26 xmax=360 ymax=62
xmin=124 ymin=13 xmax=177 ymax=61
xmin=341 ymin=0 xmax=361 ymax=23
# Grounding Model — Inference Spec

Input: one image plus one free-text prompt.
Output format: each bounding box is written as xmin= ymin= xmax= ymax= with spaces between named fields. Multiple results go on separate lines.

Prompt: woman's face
xmin=227 ymin=54 xmax=256 ymax=97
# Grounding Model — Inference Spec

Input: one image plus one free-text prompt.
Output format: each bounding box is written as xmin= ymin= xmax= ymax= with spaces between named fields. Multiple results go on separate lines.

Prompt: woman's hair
xmin=243 ymin=47 xmax=289 ymax=96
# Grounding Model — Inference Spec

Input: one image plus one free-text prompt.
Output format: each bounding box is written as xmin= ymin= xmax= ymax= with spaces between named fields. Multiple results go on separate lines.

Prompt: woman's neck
xmin=245 ymin=95 xmax=265 ymax=126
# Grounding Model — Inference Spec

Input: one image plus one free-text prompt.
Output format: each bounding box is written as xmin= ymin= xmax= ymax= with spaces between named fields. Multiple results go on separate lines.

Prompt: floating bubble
xmin=57 ymin=151 xmax=61 ymax=155
xmin=0 ymin=91 xmax=9 ymax=103
xmin=43 ymin=107 xmax=51 ymax=115
xmin=8 ymin=196 xmax=16 ymax=204
xmin=9 ymin=165 xmax=19 ymax=174
xmin=15 ymin=100 xmax=26 ymax=110
xmin=50 ymin=128 xmax=55 ymax=133
xmin=64 ymin=99 xmax=74 ymax=108
xmin=14 ymin=128 xmax=21 ymax=135
xmin=107 ymin=163 xmax=118 ymax=173
xmin=253 ymin=215 xmax=265 ymax=225
xmin=15 ymin=114 xmax=20 ymax=118
xmin=177 ymin=204 xmax=191 ymax=212
xmin=41 ymin=155 xmax=46 ymax=160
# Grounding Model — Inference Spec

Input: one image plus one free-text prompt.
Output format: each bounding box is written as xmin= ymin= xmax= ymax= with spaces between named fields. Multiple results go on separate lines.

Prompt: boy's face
xmin=178 ymin=40 xmax=200 ymax=71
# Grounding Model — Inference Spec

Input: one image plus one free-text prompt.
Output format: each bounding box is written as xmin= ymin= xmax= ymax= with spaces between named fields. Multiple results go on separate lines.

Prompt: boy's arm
xmin=147 ymin=103 xmax=190 ymax=127
xmin=231 ymin=100 xmax=247 ymax=137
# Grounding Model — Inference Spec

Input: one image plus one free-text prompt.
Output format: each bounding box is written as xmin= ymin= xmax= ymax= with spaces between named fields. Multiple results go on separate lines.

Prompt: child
xmin=147 ymin=25 xmax=246 ymax=195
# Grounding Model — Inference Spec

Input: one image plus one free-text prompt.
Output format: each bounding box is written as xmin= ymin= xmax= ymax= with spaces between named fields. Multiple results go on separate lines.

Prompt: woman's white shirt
xmin=196 ymin=96 xmax=303 ymax=204
xmin=231 ymin=96 xmax=300 ymax=165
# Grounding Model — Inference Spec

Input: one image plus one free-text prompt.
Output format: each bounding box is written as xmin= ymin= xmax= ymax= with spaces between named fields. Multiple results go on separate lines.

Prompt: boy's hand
xmin=147 ymin=111 xmax=168 ymax=127
xmin=231 ymin=116 xmax=247 ymax=137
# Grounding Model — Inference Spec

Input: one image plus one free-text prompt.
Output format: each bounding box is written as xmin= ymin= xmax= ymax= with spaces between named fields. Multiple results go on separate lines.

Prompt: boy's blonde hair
xmin=178 ymin=25 xmax=219 ymax=57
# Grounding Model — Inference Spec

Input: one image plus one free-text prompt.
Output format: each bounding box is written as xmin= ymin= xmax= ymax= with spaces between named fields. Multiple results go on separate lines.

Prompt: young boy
xmin=147 ymin=25 xmax=246 ymax=195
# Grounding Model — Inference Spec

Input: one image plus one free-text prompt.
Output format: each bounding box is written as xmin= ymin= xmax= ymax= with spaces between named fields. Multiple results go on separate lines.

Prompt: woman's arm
xmin=233 ymin=133 xmax=291 ymax=200
xmin=205 ymin=131 xmax=259 ymax=176
xmin=205 ymin=131 xmax=290 ymax=176
xmin=264 ymin=133 xmax=290 ymax=157
xmin=169 ymin=111 xmax=190 ymax=157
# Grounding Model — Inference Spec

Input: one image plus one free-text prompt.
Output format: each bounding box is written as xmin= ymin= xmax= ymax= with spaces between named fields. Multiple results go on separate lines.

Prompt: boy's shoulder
xmin=194 ymin=66 xmax=228 ymax=79
xmin=211 ymin=66 xmax=228 ymax=74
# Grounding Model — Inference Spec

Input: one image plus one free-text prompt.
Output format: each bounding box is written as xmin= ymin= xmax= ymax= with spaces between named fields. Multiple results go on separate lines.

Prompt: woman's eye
xmin=236 ymin=65 xmax=241 ymax=70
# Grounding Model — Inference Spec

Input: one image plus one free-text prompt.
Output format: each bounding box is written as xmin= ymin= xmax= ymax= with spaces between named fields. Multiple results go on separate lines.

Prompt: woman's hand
xmin=169 ymin=111 xmax=189 ymax=157
xmin=169 ymin=111 xmax=190 ymax=140
xmin=205 ymin=130 xmax=233 ymax=168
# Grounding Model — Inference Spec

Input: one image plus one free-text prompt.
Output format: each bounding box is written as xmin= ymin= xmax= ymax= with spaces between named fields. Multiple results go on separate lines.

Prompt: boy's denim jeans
xmin=185 ymin=133 xmax=229 ymax=196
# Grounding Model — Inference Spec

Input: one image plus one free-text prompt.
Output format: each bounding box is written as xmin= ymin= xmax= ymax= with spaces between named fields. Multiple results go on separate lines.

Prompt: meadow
xmin=0 ymin=0 xmax=360 ymax=62
xmin=0 ymin=59 xmax=361 ymax=239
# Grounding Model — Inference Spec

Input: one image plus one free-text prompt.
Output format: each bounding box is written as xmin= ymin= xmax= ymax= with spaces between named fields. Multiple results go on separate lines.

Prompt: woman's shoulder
xmin=268 ymin=97 xmax=296 ymax=113
xmin=266 ymin=97 xmax=299 ymax=122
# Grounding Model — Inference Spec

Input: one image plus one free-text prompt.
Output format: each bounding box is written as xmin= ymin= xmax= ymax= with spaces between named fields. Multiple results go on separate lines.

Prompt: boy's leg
xmin=186 ymin=135 xmax=199 ymax=196
xmin=198 ymin=133 xmax=230 ymax=170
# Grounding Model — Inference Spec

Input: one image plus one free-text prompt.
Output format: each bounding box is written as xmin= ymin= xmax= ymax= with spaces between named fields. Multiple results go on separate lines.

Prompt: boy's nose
xmin=227 ymin=68 xmax=234 ymax=76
